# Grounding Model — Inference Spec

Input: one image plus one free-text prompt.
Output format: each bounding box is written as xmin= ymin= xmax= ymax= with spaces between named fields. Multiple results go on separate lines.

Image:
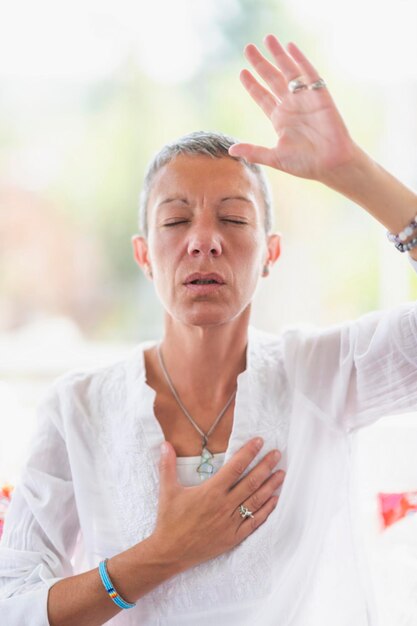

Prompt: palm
xmin=229 ymin=36 xmax=355 ymax=182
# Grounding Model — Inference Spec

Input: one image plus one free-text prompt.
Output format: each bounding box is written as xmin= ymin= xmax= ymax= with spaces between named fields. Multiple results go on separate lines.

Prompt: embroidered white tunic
xmin=1 ymin=257 xmax=417 ymax=626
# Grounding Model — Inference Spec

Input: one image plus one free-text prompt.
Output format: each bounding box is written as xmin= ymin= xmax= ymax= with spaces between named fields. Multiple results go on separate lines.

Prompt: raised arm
xmin=228 ymin=34 xmax=417 ymax=260
xmin=282 ymin=302 xmax=417 ymax=433
xmin=228 ymin=34 xmax=417 ymax=431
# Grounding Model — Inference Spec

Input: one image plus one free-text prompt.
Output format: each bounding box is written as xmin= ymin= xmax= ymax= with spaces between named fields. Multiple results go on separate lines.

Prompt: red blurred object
xmin=378 ymin=492 xmax=417 ymax=529
xmin=0 ymin=483 xmax=15 ymax=540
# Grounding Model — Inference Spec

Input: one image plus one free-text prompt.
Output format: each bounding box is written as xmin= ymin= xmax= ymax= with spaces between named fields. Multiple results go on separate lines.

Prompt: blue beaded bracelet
xmin=98 ymin=558 xmax=136 ymax=609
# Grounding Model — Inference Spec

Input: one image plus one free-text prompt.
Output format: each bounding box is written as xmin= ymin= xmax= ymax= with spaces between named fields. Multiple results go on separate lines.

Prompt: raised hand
xmin=229 ymin=34 xmax=358 ymax=182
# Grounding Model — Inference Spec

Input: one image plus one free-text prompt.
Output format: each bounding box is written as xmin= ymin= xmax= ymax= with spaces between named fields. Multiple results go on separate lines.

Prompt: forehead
xmin=148 ymin=154 xmax=263 ymax=204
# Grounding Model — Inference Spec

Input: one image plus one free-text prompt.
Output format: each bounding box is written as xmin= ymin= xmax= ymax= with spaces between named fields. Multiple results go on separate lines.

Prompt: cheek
xmin=147 ymin=237 xmax=183 ymax=306
xmin=239 ymin=233 xmax=265 ymax=271
xmin=148 ymin=234 xmax=180 ymax=270
xmin=233 ymin=247 xmax=264 ymax=300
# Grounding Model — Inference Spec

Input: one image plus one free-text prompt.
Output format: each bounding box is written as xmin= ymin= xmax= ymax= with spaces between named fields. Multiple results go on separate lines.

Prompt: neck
xmin=157 ymin=309 xmax=250 ymax=408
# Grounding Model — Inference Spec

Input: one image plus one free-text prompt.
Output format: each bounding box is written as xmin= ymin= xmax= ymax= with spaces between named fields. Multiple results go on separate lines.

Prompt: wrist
xmin=318 ymin=143 xmax=373 ymax=193
xmin=319 ymin=144 xmax=417 ymax=234
xmin=142 ymin=533 xmax=188 ymax=576
xmin=105 ymin=535 xmax=184 ymax=606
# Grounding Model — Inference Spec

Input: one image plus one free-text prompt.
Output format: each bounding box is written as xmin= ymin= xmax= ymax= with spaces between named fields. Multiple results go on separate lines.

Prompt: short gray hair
xmin=138 ymin=130 xmax=274 ymax=237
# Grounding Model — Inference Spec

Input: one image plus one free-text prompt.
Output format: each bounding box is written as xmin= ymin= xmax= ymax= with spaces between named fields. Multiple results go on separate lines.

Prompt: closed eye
xmin=163 ymin=221 xmax=189 ymax=227
xmin=163 ymin=219 xmax=247 ymax=227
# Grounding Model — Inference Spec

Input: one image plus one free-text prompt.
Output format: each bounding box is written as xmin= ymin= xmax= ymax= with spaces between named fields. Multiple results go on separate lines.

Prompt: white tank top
xmin=176 ymin=452 xmax=226 ymax=487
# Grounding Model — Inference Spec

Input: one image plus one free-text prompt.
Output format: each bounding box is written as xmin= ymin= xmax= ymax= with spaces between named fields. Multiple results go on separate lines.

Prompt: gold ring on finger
xmin=239 ymin=504 xmax=255 ymax=519
xmin=288 ymin=77 xmax=308 ymax=93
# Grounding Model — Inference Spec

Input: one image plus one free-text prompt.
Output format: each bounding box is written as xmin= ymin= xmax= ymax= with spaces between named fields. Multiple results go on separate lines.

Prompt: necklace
xmin=156 ymin=343 xmax=237 ymax=481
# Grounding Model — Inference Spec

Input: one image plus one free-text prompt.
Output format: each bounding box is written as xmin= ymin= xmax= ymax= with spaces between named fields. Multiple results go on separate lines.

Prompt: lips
xmin=184 ymin=272 xmax=225 ymax=285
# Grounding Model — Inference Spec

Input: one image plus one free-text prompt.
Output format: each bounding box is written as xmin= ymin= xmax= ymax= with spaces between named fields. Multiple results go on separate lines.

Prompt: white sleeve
xmin=284 ymin=302 xmax=417 ymax=433
xmin=0 ymin=382 xmax=80 ymax=626
xmin=408 ymin=253 xmax=417 ymax=272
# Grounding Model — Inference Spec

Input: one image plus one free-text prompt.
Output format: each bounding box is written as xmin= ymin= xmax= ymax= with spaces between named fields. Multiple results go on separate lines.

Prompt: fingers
xmin=229 ymin=447 xmax=282 ymax=511
xmin=228 ymin=142 xmax=276 ymax=168
xmin=285 ymin=41 xmax=320 ymax=83
xmin=245 ymin=34 xmax=322 ymax=91
xmin=231 ymin=452 xmax=285 ymax=539
xmin=263 ymin=34 xmax=301 ymax=82
xmin=244 ymin=43 xmax=287 ymax=99
xmin=239 ymin=68 xmax=277 ymax=118
xmin=158 ymin=441 xmax=179 ymax=497
xmin=211 ymin=437 xmax=265 ymax=493
xmin=287 ymin=43 xmax=320 ymax=83
xmin=235 ymin=467 xmax=285 ymax=523
xmin=235 ymin=492 xmax=280 ymax=542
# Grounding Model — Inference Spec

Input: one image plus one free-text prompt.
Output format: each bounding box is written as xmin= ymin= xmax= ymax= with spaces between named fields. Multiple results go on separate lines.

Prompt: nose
xmin=187 ymin=223 xmax=222 ymax=258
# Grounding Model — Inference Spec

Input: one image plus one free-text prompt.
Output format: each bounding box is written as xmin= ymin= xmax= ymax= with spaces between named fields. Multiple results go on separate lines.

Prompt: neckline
xmin=176 ymin=451 xmax=226 ymax=464
xmin=135 ymin=328 xmax=255 ymax=467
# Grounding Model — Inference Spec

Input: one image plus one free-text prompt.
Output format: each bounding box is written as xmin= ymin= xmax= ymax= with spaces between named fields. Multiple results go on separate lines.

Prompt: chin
xmin=170 ymin=302 xmax=251 ymax=329
xmin=181 ymin=313 xmax=233 ymax=328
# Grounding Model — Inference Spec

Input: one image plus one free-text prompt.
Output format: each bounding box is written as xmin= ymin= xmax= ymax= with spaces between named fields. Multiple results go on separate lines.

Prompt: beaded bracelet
xmin=98 ymin=558 xmax=136 ymax=609
xmin=386 ymin=214 xmax=417 ymax=244
xmin=394 ymin=236 xmax=417 ymax=253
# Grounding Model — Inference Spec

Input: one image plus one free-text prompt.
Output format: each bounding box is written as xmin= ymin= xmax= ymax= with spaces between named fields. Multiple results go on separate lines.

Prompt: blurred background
xmin=1 ymin=0 xmax=417 ymax=622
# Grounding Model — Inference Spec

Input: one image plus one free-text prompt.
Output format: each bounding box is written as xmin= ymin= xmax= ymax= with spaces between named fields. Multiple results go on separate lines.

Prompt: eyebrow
xmin=220 ymin=196 xmax=254 ymax=204
xmin=157 ymin=195 xmax=254 ymax=208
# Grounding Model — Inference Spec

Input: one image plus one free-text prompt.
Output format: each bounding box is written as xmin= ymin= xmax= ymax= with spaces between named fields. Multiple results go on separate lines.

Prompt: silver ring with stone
xmin=288 ymin=77 xmax=308 ymax=93
xmin=308 ymin=78 xmax=326 ymax=90
xmin=239 ymin=504 xmax=255 ymax=519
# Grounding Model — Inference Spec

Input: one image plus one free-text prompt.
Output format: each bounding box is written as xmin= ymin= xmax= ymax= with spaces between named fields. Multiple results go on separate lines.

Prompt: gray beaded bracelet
xmin=394 ymin=236 xmax=417 ymax=253
xmin=387 ymin=214 xmax=417 ymax=244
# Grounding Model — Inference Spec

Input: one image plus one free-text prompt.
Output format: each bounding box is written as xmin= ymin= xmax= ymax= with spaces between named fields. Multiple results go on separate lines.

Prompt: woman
xmin=1 ymin=34 xmax=417 ymax=626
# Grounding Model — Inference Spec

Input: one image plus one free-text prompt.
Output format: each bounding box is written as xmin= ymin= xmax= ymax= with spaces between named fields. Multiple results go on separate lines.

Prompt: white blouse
xmin=1 ymin=256 xmax=417 ymax=626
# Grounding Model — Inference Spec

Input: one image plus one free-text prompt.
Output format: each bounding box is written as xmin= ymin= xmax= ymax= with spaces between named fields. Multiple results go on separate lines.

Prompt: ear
xmin=131 ymin=235 xmax=152 ymax=279
xmin=263 ymin=233 xmax=282 ymax=271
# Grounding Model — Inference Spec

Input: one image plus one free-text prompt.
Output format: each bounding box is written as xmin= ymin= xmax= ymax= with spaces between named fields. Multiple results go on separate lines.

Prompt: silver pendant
xmin=196 ymin=446 xmax=215 ymax=481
